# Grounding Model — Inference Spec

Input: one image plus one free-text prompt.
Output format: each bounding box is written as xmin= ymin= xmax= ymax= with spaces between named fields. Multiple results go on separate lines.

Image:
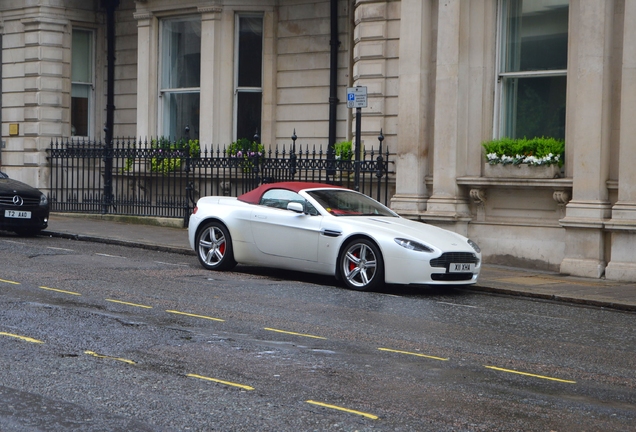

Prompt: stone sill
xmin=458 ymin=176 xmax=573 ymax=213
xmin=484 ymin=163 xmax=562 ymax=179
xmin=457 ymin=176 xmax=573 ymax=189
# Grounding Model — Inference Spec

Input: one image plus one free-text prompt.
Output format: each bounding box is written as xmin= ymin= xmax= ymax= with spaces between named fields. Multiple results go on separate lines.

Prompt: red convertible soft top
xmin=237 ymin=182 xmax=343 ymax=204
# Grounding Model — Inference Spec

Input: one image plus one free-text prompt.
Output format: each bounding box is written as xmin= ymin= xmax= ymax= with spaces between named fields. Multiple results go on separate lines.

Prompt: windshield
xmin=307 ymin=189 xmax=397 ymax=217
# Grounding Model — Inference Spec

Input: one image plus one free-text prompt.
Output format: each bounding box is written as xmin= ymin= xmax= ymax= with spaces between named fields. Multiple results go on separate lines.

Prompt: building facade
xmin=1 ymin=0 xmax=635 ymax=281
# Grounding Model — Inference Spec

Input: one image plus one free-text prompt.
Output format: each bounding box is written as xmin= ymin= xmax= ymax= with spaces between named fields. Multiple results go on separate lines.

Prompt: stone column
xmin=5 ymin=17 xmax=68 ymax=188
xmin=390 ymin=0 xmax=433 ymax=216
xmin=261 ymin=9 xmax=278 ymax=148
xmin=198 ymin=6 xmax=223 ymax=147
xmin=216 ymin=9 xmax=237 ymax=147
xmin=559 ymin=1 xmax=613 ymax=278
xmin=352 ymin=1 xmax=389 ymax=158
xmin=605 ymin=1 xmax=636 ymax=281
xmin=134 ymin=12 xmax=157 ymax=139
xmin=22 ymin=18 xmax=68 ymax=143
xmin=424 ymin=0 xmax=471 ymax=230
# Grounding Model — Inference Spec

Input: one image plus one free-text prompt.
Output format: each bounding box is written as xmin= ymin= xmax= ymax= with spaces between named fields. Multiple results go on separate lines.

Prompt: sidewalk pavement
xmin=43 ymin=213 xmax=636 ymax=312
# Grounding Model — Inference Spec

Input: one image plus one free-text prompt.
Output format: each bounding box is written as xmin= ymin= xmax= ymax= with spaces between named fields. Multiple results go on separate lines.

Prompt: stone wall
xmin=0 ymin=0 xmax=137 ymax=188
xmin=112 ymin=0 xmax=138 ymax=138
xmin=275 ymin=0 xmax=351 ymax=145
xmin=352 ymin=0 xmax=400 ymax=154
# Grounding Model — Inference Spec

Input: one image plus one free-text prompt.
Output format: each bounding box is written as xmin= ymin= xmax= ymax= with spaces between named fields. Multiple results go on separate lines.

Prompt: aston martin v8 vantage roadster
xmin=188 ymin=182 xmax=481 ymax=291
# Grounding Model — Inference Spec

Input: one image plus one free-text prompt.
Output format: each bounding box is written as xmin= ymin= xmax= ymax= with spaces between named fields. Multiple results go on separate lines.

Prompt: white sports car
xmin=188 ymin=182 xmax=481 ymax=291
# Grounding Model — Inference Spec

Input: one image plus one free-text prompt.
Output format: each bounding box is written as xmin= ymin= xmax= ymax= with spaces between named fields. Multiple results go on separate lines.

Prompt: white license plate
xmin=449 ymin=263 xmax=475 ymax=273
xmin=4 ymin=210 xmax=31 ymax=219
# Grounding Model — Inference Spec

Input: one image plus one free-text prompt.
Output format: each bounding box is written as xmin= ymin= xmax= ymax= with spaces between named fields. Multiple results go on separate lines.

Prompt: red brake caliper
xmin=349 ymin=251 xmax=358 ymax=272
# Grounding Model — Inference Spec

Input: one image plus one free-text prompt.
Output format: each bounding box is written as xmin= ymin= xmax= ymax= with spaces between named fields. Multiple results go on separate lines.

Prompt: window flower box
xmin=484 ymin=162 xmax=561 ymax=178
xmin=482 ymin=137 xmax=564 ymax=179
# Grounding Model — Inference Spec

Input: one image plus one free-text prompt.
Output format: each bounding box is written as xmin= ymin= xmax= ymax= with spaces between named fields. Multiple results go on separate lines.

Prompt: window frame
xmin=158 ymin=15 xmax=201 ymax=140
xmin=233 ymin=13 xmax=264 ymax=142
xmin=71 ymin=28 xmax=95 ymax=138
xmin=494 ymin=0 xmax=568 ymax=139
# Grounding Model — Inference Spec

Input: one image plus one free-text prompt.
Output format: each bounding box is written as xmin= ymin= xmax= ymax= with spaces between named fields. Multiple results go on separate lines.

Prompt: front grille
xmin=0 ymin=195 xmax=41 ymax=207
xmin=431 ymin=273 xmax=475 ymax=281
xmin=430 ymin=252 xmax=479 ymax=268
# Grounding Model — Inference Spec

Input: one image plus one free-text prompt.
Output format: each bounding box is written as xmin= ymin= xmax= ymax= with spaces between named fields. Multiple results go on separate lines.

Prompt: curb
xmin=462 ymin=285 xmax=636 ymax=312
xmin=50 ymin=212 xmax=185 ymax=229
xmin=43 ymin=230 xmax=193 ymax=255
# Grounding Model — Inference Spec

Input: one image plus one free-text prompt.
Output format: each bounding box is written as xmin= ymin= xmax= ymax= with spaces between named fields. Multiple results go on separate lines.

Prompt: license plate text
xmin=4 ymin=210 xmax=31 ymax=219
xmin=449 ymin=263 xmax=474 ymax=273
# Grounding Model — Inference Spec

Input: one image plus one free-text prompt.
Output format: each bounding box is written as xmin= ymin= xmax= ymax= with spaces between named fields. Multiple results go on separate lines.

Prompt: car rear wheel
xmin=340 ymin=239 xmax=384 ymax=291
xmin=196 ymin=221 xmax=237 ymax=271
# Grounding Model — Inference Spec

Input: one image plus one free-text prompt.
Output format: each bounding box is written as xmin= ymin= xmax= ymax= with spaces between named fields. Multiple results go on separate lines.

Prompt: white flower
xmin=525 ymin=155 xmax=538 ymax=165
xmin=501 ymin=155 xmax=515 ymax=165
xmin=485 ymin=150 xmax=561 ymax=166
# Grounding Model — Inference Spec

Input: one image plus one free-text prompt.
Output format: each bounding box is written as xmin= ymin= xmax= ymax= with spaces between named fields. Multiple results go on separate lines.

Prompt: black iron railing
xmin=47 ymin=133 xmax=393 ymax=226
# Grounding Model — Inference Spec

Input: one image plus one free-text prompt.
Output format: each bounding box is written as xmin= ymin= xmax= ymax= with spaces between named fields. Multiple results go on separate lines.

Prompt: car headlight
xmin=468 ymin=239 xmax=481 ymax=253
xmin=394 ymin=238 xmax=434 ymax=252
xmin=40 ymin=194 xmax=48 ymax=206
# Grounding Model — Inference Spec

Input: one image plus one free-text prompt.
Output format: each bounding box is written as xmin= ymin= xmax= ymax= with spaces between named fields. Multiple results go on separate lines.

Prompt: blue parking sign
xmin=346 ymin=86 xmax=368 ymax=108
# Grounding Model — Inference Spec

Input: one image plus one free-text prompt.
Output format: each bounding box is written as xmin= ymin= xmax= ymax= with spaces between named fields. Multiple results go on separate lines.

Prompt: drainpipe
xmin=101 ymin=0 xmax=119 ymax=213
xmin=0 ymin=34 xmax=3 ymax=167
xmin=103 ymin=0 xmax=118 ymax=144
xmin=327 ymin=0 xmax=340 ymax=177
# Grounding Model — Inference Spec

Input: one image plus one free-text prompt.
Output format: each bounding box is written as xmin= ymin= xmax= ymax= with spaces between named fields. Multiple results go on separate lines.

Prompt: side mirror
xmin=287 ymin=201 xmax=305 ymax=214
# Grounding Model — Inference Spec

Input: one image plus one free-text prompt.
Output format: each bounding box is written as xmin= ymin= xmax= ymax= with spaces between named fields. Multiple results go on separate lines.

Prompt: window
xmin=160 ymin=17 xmax=201 ymax=140
xmin=260 ymin=189 xmax=318 ymax=214
xmin=71 ymin=29 xmax=94 ymax=137
xmin=235 ymin=15 xmax=263 ymax=141
xmin=497 ymin=0 xmax=568 ymax=139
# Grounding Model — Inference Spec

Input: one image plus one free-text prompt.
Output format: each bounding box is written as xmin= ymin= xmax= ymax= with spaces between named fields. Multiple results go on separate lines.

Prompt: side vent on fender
xmin=321 ymin=229 xmax=342 ymax=238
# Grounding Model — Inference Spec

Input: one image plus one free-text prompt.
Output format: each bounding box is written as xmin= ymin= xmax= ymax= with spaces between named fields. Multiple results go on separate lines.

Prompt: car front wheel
xmin=196 ymin=221 xmax=237 ymax=271
xmin=340 ymin=239 xmax=384 ymax=291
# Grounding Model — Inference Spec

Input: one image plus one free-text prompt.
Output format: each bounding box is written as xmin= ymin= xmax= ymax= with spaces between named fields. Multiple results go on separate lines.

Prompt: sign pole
xmin=354 ymin=107 xmax=361 ymax=191
xmin=346 ymin=86 xmax=367 ymax=192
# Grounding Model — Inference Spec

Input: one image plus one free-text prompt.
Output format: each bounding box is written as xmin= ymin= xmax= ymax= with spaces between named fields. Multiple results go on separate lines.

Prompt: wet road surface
xmin=1 ymin=234 xmax=635 ymax=431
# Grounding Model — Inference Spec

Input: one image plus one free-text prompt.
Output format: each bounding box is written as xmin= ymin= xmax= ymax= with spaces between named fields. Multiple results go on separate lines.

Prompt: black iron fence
xmin=47 ymin=133 xmax=394 ymax=226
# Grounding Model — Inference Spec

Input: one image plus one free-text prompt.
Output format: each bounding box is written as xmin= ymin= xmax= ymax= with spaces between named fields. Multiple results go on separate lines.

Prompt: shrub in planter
xmin=334 ymin=140 xmax=353 ymax=160
xmin=482 ymin=136 xmax=564 ymax=167
xmin=227 ymin=138 xmax=265 ymax=172
xmin=150 ymin=137 xmax=200 ymax=174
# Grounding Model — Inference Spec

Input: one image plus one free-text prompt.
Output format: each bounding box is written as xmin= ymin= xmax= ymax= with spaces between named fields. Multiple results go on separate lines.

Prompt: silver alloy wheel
xmin=199 ymin=225 xmax=226 ymax=266
xmin=196 ymin=221 xmax=236 ymax=271
xmin=342 ymin=242 xmax=378 ymax=289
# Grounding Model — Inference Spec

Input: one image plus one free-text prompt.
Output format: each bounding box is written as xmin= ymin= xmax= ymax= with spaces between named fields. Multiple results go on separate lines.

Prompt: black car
xmin=0 ymin=171 xmax=49 ymax=236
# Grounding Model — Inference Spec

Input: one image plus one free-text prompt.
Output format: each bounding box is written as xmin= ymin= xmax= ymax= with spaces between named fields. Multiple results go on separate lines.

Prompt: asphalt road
xmin=1 ymin=234 xmax=635 ymax=431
